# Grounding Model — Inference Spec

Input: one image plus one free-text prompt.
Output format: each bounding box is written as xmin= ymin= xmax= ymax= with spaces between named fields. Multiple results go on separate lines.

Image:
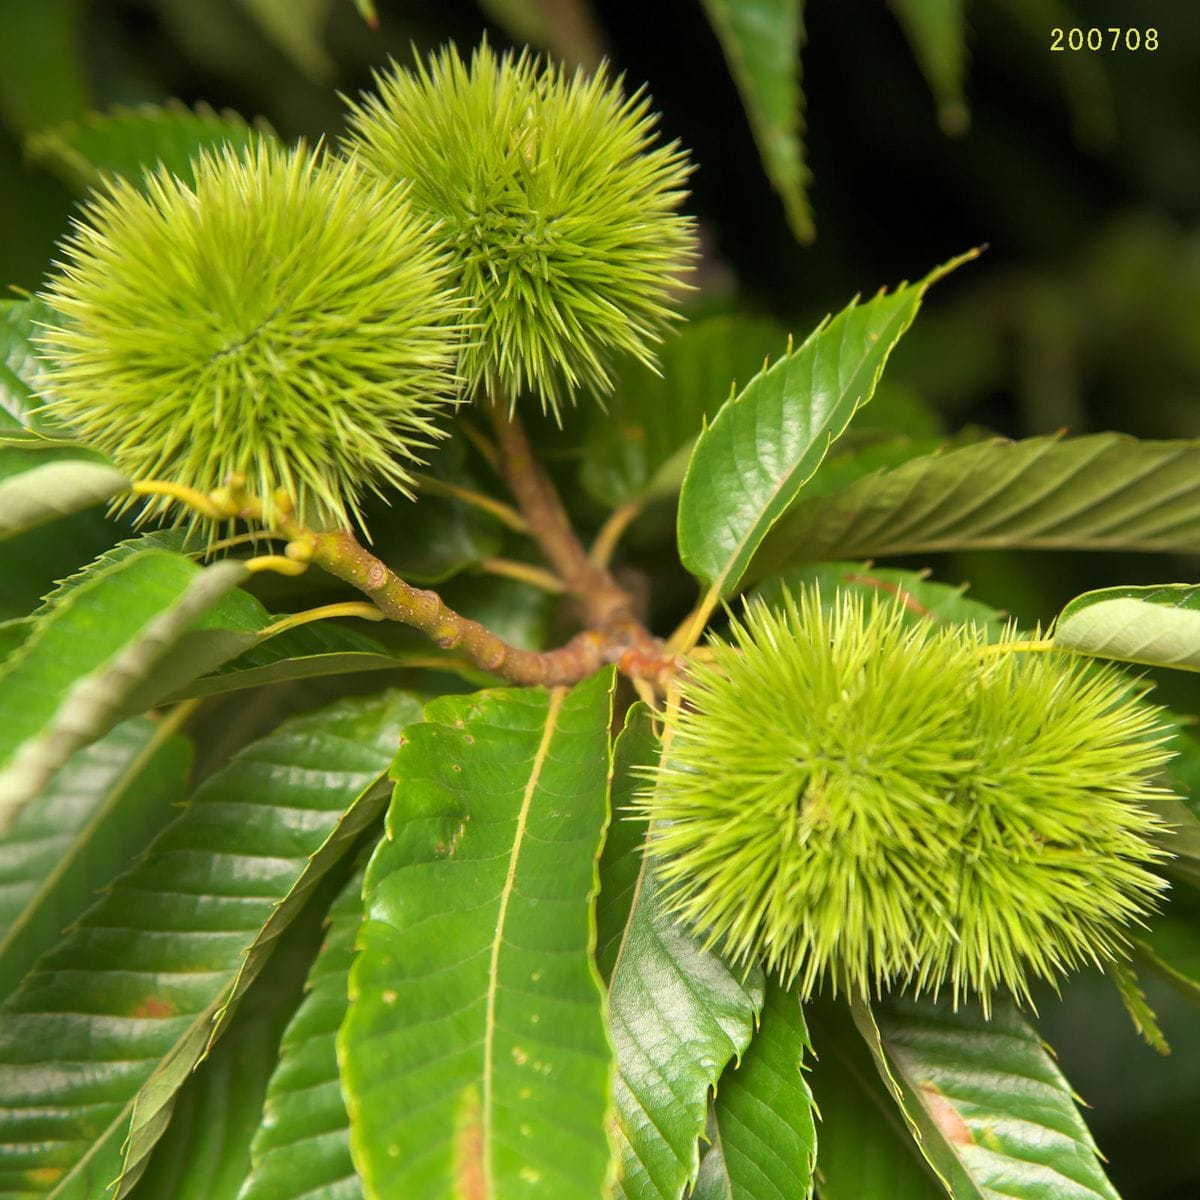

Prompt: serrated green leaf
xmin=805 ymin=997 xmax=944 ymax=1200
xmin=700 ymin=0 xmax=813 ymax=242
xmin=25 ymin=101 xmax=271 ymax=194
xmin=692 ymin=980 xmax=816 ymax=1200
xmin=0 ymin=459 xmax=129 ymax=540
xmin=238 ymin=872 xmax=364 ymax=1200
xmin=0 ymin=300 xmax=70 ymax=438
xmin=678 ymin=254 xmax=973 ymax=599
xmin=128 ymin=875 xmax=337 ymax=1200
xmin=236 ymin=0 xmax=334 ymax=80
xmin=865 ymin=995 xmax=1122 ymax=1200
xmin=341 ymin=672 xmax=616 ymax=1200
xmin=751 ymin=562 xmax=1006 ymax=634
xmin=890 ymin=0 xmax=969 ymax=134
xmin=0 ymin=690 xmax=413 ymax=1200
xmin=0 ymin=551 xmax=248 ymax=831
xmin=1053 ymin=584 xmax=1200 ymax=671
xmin=746 ymin=434 xmax=1200 ymax=584
xmin=603 ymin=721 xmax=764 ymax=1200
xmin=1107 ymin=958 xmax=1169 ymax=1054
xmin=0 ymin=717 xmax=190 ymax=1001
xmin=580 ymin=314 xmax=785 ymax=509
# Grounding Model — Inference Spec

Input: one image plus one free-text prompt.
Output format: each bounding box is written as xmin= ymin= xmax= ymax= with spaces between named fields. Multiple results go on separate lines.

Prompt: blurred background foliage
xmin=1 ymin=0 xmax=1198 ymax=1195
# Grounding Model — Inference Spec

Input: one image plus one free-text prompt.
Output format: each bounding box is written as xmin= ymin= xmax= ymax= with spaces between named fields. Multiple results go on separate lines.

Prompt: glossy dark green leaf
xmin=603 ymin=720 xmax=763 ymax=1200
xmin=580 ymin=314 xmax=785 ymax=509
xmin=341 ymin=673 xmax=616 ymax=1200
xmin=890 ymin=0 xmax=969 ymax=134
xmin=26 ymin=101 xmax=271 ymax=194
xmin=0 ymin=716 xmax=190 ymax=1000
xmin=865 ymin=994 xmax=1121 ymax=1200
xmin=805 ymin=998 xmax=944 ymax=1200
xmin=1054 ymin=584 xmax=1200 ymax=671
xmin=747 ymin=434 xmax=1200 ymax=584
xmin=700 ymin=0 xmax=813 ymax=242
xmin=0 ymin=690 xmax=414 ymax=1200
xmin=0 ymin=550 xmax=247 ymax=831
xmin=239 ymin=873 xmax=365 ymax=1200
xmin=692 ymin=980 xmax=816 ymax=1200
xmin=679 ymin=254 xmax=973 ymax=599
xmin=128 ymin=877 xmax=336 ymax=1200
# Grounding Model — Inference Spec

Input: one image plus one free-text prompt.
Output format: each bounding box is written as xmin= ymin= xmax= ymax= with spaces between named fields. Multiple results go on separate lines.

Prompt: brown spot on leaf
xmin=922 ymin=1083 xmax=974 ymax=1145
xmin=131 ymin=997 xmax=173 ymax=1019
xmin=455 ymin=1086 xmax=486 ymax=1200
xmin=25 ymin=1168 xmax=64 ymax=1185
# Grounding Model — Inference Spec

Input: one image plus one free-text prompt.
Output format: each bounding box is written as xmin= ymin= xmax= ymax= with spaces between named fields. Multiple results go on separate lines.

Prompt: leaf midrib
xmin=481 ymin=687 xmax=566 ymax=1197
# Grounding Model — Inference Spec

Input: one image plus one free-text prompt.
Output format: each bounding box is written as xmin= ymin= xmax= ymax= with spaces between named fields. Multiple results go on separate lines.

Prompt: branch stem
xmin=487 ymin=401 xmax=634 ymax=627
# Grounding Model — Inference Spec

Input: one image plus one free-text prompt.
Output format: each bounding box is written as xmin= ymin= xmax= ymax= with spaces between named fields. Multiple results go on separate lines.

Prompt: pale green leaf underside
xmin=604 ymin=709 xmax=763 ymax=1200
xmin=692 ymin=980 xmax=816 ymax=1200
xmin=0 ymin=717 xmax=190 ymax=1001
xmin=1054 ymin=584 xmax=1200 ymax=671
xmin=26 ymin=100 xmax=269 ymax=193
xmin=700 ymin=0 xmax=813 ymax=242
xmin=0 ymin=460 xmax=128 ymax=540
xmin=678 ymin=253 xmax=973 ymax=598
xmin=342 ymin=673 xmax=616 ymax=1200
xmin=868 ymin=996 xmax=1121 ymax=1200
xmin=0 ymin=551 xmax=247 ymax=832
xmin=239 ymin=873 xmax=365 ymax=1200
xmin=746 ymin=433 xmax=1200 ymax=584
xmin=0 ymin=691 xmax=412 ymax=1200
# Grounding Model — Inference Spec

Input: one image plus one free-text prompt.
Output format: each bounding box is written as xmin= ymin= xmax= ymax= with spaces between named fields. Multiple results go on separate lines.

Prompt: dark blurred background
xmin=1 ymin=0 xmax=1198 ymax=1194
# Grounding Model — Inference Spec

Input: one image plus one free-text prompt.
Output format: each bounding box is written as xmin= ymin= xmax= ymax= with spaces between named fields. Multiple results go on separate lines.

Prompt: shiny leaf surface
xmin=341 ymin=673 xmax=616 ymax=1200
xmin=0 ymin=691 xmax=413 ymax=1199
xmin=678 ymin=254 xmax=972 ymax=598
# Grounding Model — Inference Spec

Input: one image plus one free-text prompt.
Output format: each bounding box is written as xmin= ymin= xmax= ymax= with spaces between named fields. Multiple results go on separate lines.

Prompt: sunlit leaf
xmin=863 ymin=994 xmax=1122 ymax=1200
xmin=1053 ymin=584 xmax=1200 ymax=671
xmin=341 ymin=673 xmax=616 ymax=1200
xmin=678 ymin=253 xmax=974 ymax=599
